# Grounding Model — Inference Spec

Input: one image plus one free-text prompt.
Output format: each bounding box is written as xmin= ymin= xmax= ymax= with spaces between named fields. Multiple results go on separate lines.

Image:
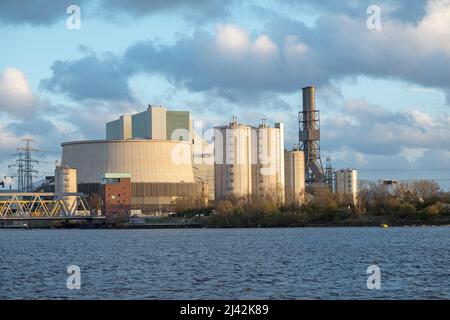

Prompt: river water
xmin=0 ymin=227 xmax=448 ymax=299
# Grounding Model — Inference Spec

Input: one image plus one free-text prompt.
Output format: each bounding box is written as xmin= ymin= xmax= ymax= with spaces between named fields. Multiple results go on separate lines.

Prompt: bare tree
xmin=411 ymin=180 xmax=440 ymax=203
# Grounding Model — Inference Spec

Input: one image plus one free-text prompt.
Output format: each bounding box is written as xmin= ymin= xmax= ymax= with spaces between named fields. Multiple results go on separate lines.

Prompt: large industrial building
xmin=58 ymin=86 xmax=359 ymax=213
xmin=61 ymin=106 xmax=208 ymax=212
xmin=214 ymin=117 xmax=285 ymax=202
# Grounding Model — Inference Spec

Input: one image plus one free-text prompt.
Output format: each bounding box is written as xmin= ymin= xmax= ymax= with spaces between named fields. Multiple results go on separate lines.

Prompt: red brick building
xmin=101 ymin=173 xmax=131 ymax=222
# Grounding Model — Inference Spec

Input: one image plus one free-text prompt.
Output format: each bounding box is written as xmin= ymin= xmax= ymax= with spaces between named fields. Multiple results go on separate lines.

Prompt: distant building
xmin=61 ymin=139 xmax=207 ymax=211
xmin=335 ymin=169 xmax=358 ymax=205
xmin=284 ymin=150 xmax=305 ymax=205
xmin=382 ymin=179 xmax=399 ymax=194
xmin=63 ymin=105 xmax=208 ymax=212
xmin=131 ymin=105 xmax=167 ymax=140
xmin=101 ymin=173 xmax=131 ymax=222
xmin=106 ymin=105 xmax=192 ymax=142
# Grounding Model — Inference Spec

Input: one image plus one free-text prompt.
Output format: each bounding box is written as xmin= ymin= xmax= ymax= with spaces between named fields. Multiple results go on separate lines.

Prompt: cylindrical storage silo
xmin=284 ymin=150 xmax=305 ymax=205
xmin=55 ymin=165 xmax=78 ymax=213
xmin=214 ymin=118 xmax=253 ymax=201
xmin=252 ymin=121 xmax=284 ymax=203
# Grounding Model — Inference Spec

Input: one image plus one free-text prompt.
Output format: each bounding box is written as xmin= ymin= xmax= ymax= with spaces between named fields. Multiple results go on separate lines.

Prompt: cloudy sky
xmin=0 ymin=0 xmax=449 ymax=189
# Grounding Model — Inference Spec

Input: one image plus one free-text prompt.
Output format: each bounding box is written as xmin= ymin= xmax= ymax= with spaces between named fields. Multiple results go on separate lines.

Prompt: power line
xmin=13 ymin=138 xmax=39 ymax=192
xmin=6 ymin=139 xmax=58 ymax=192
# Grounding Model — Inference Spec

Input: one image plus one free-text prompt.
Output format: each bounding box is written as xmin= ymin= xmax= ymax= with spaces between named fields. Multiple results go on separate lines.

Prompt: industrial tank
xmin=214 ymin=117 xmax=253 ymax=200
xmin=55 ymin=165 xmax=78 ymax=213
xmin=284 ymin=150 xmax=305 ymax=205
xmin=252 ymin=121 xmax=285 ymax=201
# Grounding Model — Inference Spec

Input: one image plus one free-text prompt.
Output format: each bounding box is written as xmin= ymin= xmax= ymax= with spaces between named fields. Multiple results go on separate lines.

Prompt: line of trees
xmin=357 ymin=180 xmax=449 ymax=218
xmin=174 ymin=180 xmax=450 ymax=227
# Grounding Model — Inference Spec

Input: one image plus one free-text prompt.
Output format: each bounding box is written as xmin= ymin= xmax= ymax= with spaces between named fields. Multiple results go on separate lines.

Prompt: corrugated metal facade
xmin=79 ymin=182 xmax=206 ymax=211
xmin=167 ymin=111 xmax=191 ymax=142
xmin=132 ymin=182 xmax=204 ymax=197
xmin=61 ymin=140 xmax=196 ymax=184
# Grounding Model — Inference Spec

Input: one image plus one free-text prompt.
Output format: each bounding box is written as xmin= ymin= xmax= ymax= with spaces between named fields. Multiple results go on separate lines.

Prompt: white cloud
xmin=408 ymin=110 xmax=434 ymax=127
xmin=216 ymin=25 xmax=250 ymax=53
xmin=0 ymin=68 xmax=36 ymax=117
xmin=253 ymin=35 xmax=278 ymax=56
xmin=417 ymin=0 xmax=450 ymax=53
xmin=215 ymin=25 xmax=279 ymax=61
xmin=322 ymin=99 xmax=450 ymax=155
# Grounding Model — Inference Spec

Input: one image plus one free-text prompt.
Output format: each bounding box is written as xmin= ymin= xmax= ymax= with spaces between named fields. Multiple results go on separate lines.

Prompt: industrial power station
xmin=61 ymin=105 xmax=208 ymax=212
xmin=5 ymin=85 xmax=358 ymax=219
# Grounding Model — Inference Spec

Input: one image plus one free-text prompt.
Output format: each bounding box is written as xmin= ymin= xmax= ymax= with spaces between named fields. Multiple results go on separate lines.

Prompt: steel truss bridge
xmin=0 ymin=192 xmax=102 ymax=221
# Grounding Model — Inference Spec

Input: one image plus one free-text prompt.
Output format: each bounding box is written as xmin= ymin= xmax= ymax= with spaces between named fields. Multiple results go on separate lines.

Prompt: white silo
xmin=252 ymin=120 xmax=285 ymax=203
xmin=55 ymin=165 xmax=78 ymax=213
xmin=284 ymin=149 xmax=305 ymax=205
xmin=214 ymin=117 xmax=253 ymax=200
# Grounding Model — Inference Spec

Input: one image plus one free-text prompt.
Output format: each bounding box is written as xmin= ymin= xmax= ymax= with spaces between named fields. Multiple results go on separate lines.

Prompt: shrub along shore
xmin=176 ymin=180 xmax=450 ymax=228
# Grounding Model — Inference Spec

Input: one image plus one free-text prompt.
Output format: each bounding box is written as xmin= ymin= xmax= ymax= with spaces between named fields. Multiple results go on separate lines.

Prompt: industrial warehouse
xmin=1 ymin=85 xmax=359 ymax=222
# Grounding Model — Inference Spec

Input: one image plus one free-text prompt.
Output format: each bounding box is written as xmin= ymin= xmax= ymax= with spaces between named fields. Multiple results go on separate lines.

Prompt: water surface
xmin=0 ymin=227 xmax=448 ymax=299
